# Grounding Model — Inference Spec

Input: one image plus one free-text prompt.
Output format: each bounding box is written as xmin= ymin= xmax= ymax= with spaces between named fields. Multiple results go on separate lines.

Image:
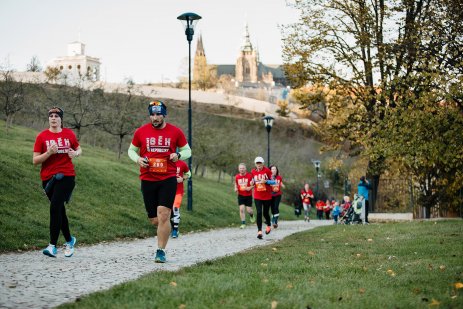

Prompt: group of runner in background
xmin=234 ymin=157 xmax=285 ymax=239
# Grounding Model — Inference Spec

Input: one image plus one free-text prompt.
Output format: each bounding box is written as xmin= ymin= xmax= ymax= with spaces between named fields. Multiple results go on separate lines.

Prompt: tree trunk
xmin=117 ymin=135 xmax=123 ymax=160
xmin=201 ymin=165 xmax=206 ymax=177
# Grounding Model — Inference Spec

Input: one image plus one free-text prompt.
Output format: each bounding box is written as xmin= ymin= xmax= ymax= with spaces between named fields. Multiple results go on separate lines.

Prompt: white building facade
xmin=47 ymin=41 xmax=101 ymax=82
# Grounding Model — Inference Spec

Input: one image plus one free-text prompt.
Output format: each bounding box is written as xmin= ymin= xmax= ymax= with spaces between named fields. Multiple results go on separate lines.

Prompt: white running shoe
xmin=43 ymin=244 xmax=57 ymax=257
xmin=64 ymin=236 xmax=76 ymax=257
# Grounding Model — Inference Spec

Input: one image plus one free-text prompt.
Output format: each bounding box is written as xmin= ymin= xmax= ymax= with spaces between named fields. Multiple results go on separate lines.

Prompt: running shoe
xmin=257 ymin=231 xmax=263 ymax=239
xmin=171 ymin=229 xmax=179 ymax=238
xmin=273 ymin=222 xmax=279 ymax=228
xmin=265 ymin=226 xmax=271 ymax=234
xmin=155 ymin=249 xmax=166 ymax=263
xmin=43 ymin=244 xmax=57 ymax=258
xmin=64 ymin=236 xmax=76 ymax=257
xmin=250 ymin=215 xmax=255 ymax=223
xmin=240 ymin=224 xmax=246 ymax=229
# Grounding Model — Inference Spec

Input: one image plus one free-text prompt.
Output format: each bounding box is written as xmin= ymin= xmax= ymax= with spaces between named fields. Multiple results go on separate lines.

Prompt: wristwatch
xmin=176 ymin=152 xmax=181 ymax=159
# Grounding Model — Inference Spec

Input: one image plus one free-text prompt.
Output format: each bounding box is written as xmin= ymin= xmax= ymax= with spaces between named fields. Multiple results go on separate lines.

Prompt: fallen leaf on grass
xmin=455 ymin=282 xmax=463 ymax=289
xmin=261 ymin=263 xmax=268 ymax=267
xmin=387 ymin=269 xmax=396 ymax=277
xmin=367 ymin=238 xmax=373 ymax=242
xmin=308 ymin=251 xmax=316 ymax=256
xmin=178 ymin=305 xmax=186 ymax=309
xmin=271 ymin=300 xmax=278 ymax=309
xmin=429 ymin=298 xmax=440 ymax=306
xmin=359 ymin=288 xmax=366 ymax=294
xmin=169 ymin=281 xmax=177 ymax=287
xmin=272 ymin=247 xmax=278 ymax=251
xmin=287 ymin=284 xmax=293 ymax=289
xmin=439 ymin=265 xmax=446 ymax=271
xmin=412 ymin=288 xmax=421 ymax=294
xmin=428 ymin=264 xmax=433 ymax=270
xmin=356 ymin=253 xmax=361 ymax=257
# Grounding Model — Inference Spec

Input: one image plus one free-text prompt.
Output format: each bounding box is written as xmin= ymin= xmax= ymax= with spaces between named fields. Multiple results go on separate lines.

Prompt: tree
xmin=282 ymin=0 xmax=463 ymax=211
xmin=44 ymin=66 xmax=61 ymax=84
xmin=0 ymin=67 xmax=26 ymax=132
xmin=100 ymin=80 xmax=145 ymax=159
xmin=41 ymin=72 xmax=104 ymax=138
xmin=26 ymin=56 xmax=42 ymax=72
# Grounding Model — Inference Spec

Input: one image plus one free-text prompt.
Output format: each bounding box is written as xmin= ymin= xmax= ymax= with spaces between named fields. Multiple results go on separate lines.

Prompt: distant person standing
xmin=234 ymin=163 xmax=255 ymax=228
xmin=270 ymin=165 xmax=285 ymax=228
xmin=128 ymin=100 xmax=191 ymax=263
xmin=332 ymin=201 xmax=341 ymax=224
xmin=300 ymin=183 xmax=314 ymax=222
xmin=357 ymin=176 xmax=372 ymax=223
xmin=33 ymin=107 xmax=81 ymax=258
xmin=324 ymin=199 xmax=332 ymax=220
xmin=170 ymin=159 xmax=191 ymax=238
xmin=251 ymin=157 xmax=275 ymax=239
xmin=315 ymin=199 xmax=325 ymax=220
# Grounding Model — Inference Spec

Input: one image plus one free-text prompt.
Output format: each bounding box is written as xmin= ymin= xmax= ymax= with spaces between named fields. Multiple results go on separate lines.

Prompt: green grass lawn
xmin=0 ymin=122 xmax=296 ymax=252
xmin=60 ymin=220 xmax=463 ymax=309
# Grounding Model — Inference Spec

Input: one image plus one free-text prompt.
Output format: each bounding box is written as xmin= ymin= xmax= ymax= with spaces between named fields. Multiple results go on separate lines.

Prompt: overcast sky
xmin=0 ymin=0 xmax=298 ymax=83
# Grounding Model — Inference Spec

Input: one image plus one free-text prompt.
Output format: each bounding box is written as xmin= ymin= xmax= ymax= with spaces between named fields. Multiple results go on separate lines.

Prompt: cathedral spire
xmin=241 ymin=23 xmax=253 ymax=52
xmin=195 ymin=34 xmax=205 ymax=57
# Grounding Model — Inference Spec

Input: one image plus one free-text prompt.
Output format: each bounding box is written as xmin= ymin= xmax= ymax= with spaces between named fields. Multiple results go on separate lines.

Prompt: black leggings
xmin=42 ymin=176 xmax=75 ymax=246
xmin=271 ymin=195 xmax=281 ymax=217
xmin=254 ymin=199 xmax=272 ymax=231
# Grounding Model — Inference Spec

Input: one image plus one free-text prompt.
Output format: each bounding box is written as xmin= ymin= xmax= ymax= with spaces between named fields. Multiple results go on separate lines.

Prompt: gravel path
xmin=0 ymin=220 xmax=329 ymax=308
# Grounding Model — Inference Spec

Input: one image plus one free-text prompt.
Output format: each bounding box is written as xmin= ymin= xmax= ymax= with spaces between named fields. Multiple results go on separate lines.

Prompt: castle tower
xmin=235 ymin=23 xmax=258 ymax=83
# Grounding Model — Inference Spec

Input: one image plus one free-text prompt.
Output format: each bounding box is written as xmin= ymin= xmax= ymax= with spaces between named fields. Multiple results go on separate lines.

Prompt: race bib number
xmin=256 ymin=183 xmax=266 ymax=192
xmin=148 ymin=158 xmax=167 ymax=173
xmin=272 ymin=185 xmax=279 ymax=192
xmin=239 ymin=185 xmax=247 ymax=191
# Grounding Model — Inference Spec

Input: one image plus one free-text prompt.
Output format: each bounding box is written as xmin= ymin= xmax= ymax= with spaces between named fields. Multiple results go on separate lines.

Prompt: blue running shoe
xmin=64 ymin=236 xmax=76 ymax=257
xmin=155 ymin=249 xmax=166 ymax=263
xmin=171 ymin=229 xmax=179 ymax=238
xmin=43 ymin=244 xmax=57 ymax=257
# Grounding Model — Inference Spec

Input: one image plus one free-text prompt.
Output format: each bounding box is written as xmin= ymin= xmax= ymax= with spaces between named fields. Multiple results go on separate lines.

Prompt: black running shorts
xmin=141 ymin=177 xmax=177 ymax=218
xmin=238 ymin=195 xmax=253 ymax=207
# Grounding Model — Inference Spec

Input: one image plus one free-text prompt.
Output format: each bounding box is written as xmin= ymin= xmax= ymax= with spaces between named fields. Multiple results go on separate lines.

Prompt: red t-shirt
xmin=175 ymin=160 xmax=190 ymax=195
xmin=251 ymin=166 xmax=273 ymax=200
xmin=33 ymin=128 xmax=80 ymax=181
xmin=271 ymin=175 xmax=283 ymax=196
xmin=235 ymin=172 xmax=253 ymax=197
xmin=301 ymin=189 xmax=313 ymax=204
xmin=131 ymin=123 xmax=187 ymax=181
xmin=316 ymin=200 xmax=326 ymax=211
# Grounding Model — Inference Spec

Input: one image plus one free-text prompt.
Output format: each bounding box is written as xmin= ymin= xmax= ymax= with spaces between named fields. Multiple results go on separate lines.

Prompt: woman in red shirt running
xmin=300 ymin=183 xmax=314 ymax=222
xmin=251 ymin=156 xmax=276 ymax=239
xmin=269 ymin=165 xmax=285 ymax=228
xmin=33 ymin=107 xmax=82 ymax=258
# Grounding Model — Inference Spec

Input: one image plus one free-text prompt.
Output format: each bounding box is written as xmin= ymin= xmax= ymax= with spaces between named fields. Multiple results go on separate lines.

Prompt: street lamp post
xmin=262 ymin=115 xmax=274 ymax=165
xmin=311 ymin=159 xmax=321 ymax=199
xmin=178 ymin=12 xmax=201 ymax=211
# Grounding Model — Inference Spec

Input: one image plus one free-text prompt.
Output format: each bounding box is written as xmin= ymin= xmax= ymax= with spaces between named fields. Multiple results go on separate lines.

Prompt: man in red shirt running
xmin=171 ymin=159 xmax=191 ymax=238
xmin=251 ymin=157 xmax=276 ymax=239
xmin=234 ymin=163 xmax=255 ymax=229
xmin=128 ymin=100 xmax=191 ymax=263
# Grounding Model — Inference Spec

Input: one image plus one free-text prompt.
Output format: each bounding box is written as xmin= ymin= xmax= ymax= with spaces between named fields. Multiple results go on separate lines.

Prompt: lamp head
xmin=177 ymin=12 xmax=202 ymax=42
